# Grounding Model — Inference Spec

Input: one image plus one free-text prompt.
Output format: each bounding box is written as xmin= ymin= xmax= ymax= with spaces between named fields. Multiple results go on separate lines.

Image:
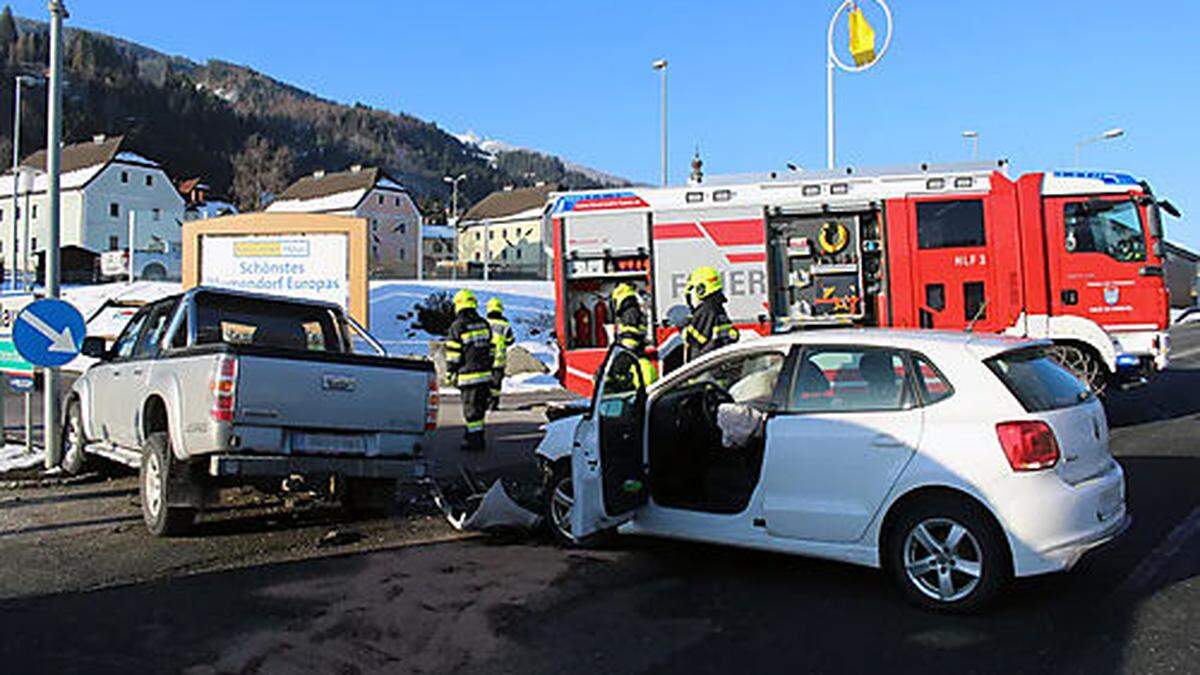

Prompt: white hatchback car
xmin=535 ymin=330 xmax=1129 ymax=611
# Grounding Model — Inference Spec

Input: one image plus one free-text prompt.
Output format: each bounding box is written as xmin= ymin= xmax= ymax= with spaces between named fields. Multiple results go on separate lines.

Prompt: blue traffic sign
xmin=13 ymin=298 xmax=86 ymax=368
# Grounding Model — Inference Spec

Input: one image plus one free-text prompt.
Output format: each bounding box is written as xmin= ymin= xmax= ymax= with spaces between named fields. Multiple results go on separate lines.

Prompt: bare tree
xmin=232 ymin=134 xmax=294 ymax=211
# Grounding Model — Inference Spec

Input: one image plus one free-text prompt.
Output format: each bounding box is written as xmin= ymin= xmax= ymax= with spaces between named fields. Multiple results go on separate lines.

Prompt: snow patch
xmin=0 ymin=445 xmax=43 ymax=473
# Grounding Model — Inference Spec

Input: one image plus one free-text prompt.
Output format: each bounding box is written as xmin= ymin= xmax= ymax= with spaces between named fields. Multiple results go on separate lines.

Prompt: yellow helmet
xmin=453 ymin=289 xmax=478 ymax=312
xmin=611 ymin=283 xmax=637 ymax=308
xmin=485 ymin=297 xmax=504 ymax=315
xmin=686 ymin=266 xmax=723 ymax=301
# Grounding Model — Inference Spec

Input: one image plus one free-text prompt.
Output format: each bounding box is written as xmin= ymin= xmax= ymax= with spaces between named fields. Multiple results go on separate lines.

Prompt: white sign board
xmin=200 ymin=233 xmax=349 ymax=309
xmin=100 ymin=250 xmax=128 ymax=277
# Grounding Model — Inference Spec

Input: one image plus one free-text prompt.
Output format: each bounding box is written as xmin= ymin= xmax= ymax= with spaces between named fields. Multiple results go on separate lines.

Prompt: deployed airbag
xmin=716 ymin=402 xmax=767 ymax=450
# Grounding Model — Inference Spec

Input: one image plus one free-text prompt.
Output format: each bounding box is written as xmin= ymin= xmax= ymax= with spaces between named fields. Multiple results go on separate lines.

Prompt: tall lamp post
xmin=443 ymin=173 xmax=466 ymax=280
xmin=1075 ymin=127 xmax=1124 ymax=168
xmin=962 ymin=130 xmax=979 ymax=160
xmin=652 ymin=59 xmax=668 ymax=186
xmin=825 ymin=0 xmax=893 ymax=169
xmin=9 ymin=75 xmax=37 ymax=290
xmin=43 ymin=0 xmax=68 ymax=469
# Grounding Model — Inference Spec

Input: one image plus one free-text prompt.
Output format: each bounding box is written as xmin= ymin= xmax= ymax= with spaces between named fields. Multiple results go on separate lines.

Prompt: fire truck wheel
xmin=1048 ymin=343 xmax=1107 ymax=396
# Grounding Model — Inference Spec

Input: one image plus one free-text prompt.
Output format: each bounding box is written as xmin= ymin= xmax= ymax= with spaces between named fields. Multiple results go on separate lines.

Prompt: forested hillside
xmin=0 ymin=8 xmax=624 ymax=217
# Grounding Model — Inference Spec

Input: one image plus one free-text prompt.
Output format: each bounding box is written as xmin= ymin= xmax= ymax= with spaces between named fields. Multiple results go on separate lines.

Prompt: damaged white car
xmin=535 ymin=331 xmax=1129 ymax=611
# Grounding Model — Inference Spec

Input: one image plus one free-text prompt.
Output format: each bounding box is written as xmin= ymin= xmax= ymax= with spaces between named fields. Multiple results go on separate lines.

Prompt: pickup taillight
xmin=996 ymin=420 xmax=1060 ymax=471
xmin=210 ymin=353 xmax=239 ymax=422
xmin=425 ymin=372 xmax=439 ymax=431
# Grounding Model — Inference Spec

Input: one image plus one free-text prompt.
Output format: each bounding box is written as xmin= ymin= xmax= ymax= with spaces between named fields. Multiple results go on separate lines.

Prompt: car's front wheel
xmin=543 ymin=460 xmax=579 ymax=547
xmin=886 ymin=495 xmax=1010 ymax=612
xmin=60 ymin=399 xmax=91 ymax=475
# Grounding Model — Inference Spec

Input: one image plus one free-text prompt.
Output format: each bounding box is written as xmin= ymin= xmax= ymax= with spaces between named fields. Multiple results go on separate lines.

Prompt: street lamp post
xmin=652 ymin=59 xmax=668 ymax=186
xmin=962 ymin=130 xmax=979 ymax=160
xmin=825 ymin=0 xmax=893 ymax=169
xmin=9 ymin=75 xmax=36 ymax=290
xmin=44 ymin=0 xmax=68 ymax=469
xmin=1074 ymin=128 xmax=1125 ymax=168
xmin=443 ymin=173 xmax=466 ymax=280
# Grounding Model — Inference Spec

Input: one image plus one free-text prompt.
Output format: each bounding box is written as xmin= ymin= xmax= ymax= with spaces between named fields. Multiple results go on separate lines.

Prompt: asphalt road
xmin=1 ymin=330 xmax=1199 ymax=674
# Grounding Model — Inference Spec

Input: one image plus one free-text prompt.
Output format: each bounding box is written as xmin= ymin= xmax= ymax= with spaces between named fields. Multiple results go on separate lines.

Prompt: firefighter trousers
xmin=490 ymin=368 xmax=504 ymax=409
xmin=461 ymin=383 xmax=490 ymax=450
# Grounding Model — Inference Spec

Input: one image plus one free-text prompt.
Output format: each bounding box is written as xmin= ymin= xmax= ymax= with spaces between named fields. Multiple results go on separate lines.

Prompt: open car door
xmin=570 ymin=345 xmax=649 ymax=540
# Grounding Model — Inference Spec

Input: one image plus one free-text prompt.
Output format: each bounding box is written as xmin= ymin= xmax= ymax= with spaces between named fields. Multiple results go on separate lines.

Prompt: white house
xmin=0 ymin=134 xmax=186 ymax=275
xmin=267 ymin=165 xmax=422 ymax=277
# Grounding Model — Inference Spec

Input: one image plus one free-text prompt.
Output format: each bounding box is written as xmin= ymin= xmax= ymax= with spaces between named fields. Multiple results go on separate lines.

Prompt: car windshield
xmin=986 ymin=347 xmax=1091 ymax=412
xmin=1064 ymin=200 xmax=1146 ymax=262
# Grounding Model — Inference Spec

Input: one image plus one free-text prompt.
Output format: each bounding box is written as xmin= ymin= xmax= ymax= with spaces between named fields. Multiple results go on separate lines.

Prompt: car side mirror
xmin=666 ymin=304 xmax=691 ymax=329
xmin=81 ymin=336 xmax=109 ymax=360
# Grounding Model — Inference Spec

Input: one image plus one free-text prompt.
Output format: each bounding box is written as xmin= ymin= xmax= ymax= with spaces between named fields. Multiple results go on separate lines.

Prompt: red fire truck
xmin=549 ymin=163 xmax=1176 ymax=396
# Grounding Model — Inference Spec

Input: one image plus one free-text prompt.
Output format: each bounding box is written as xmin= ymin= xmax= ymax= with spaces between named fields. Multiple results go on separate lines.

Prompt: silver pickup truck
xmin=63 ymin=286 xmax=437 ymax=536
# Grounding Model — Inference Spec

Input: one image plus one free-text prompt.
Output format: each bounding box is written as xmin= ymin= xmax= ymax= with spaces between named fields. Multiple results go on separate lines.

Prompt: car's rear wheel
xmin=886 ymin=495 xmax=1010 ymax=612
xmin=1048 ymin=343 xmax=1107 ymax=395
xmin=140 ymin=432 xmax=196 ymax=537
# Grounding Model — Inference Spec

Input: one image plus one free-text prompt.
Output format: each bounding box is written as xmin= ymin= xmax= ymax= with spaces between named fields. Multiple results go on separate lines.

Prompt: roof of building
xmin=21 ymin=134 xmax=127 ymax=174
xmin=177 ymin=177 xmax=208 ymax=195
xmin=276 ymin=166 xmax=404 ymax=202
xmin=461 ymin=184 xmax=556 ymax=223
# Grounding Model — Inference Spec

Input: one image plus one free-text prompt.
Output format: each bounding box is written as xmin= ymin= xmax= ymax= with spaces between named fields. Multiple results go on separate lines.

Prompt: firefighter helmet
xmin=611 ymin=283 xmax=637 ymax=309
xmin=485 ymin=297 xmax=504 ymax=315
xmin=453 ymin=289 xmax=478 ymax=312
xmin=686 ymin=266 xmax=723 ymax=302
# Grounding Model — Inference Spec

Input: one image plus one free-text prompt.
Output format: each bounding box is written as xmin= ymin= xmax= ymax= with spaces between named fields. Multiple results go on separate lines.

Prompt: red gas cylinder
xmin=572 ymin=304 xmax=593 ymax=348
xmin=593 ymin=299 xmax=609 ymax=347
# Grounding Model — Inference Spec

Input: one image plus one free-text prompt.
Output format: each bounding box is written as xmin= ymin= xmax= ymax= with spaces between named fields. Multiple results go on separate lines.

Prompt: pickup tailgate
xmin=234 ymin=350 xmax=432 ymax=434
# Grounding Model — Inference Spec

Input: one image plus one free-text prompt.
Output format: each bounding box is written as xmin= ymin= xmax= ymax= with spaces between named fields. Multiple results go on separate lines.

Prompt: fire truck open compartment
xmin=561 ymin=212 xmax=654 ymax=350
xmin=767 ymin=210 xmax=885 ymax=330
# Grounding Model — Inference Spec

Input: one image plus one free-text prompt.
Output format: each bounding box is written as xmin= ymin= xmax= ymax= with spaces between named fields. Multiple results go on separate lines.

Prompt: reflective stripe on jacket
xmin=487 ymin=314 xmax=516 ymax=369
xmin=446 ymin=308 xmax=493 ymax=387
xmin=684 ymin=292 xmax=739 ymax=360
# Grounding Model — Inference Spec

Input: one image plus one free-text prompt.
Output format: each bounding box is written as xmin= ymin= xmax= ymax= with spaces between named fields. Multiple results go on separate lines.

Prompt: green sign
xmin=0 ymin=338 xmax=34 ymax=375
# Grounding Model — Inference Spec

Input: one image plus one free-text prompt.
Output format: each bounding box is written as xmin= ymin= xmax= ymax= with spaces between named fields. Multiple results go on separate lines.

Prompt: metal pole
xmin=1074 ymin=142 xmax=1083 ymax=169
xmin=416 ymin=219 xmax=423 ymax=280
xmin=21 ymin=175 xmax=30 ymax=291
xmin=826 ymin=56 xmax=835 ymax=170
xmin=660 ymin=66 xmax=667 ymax=187
xmin=450 ymin=180 xmax=458 ymax=281
xmin=43 ymin=0 xmax=66 ymax=469
xmin=23 ymin=389 xmax=31 ymax=454
xmin=972 ymin=137 xmax=979 ymax=161
xmin=127 ymin=209 xmax=135 ymax=284
xmin=10 ymin=77 xmax=20 ymax=291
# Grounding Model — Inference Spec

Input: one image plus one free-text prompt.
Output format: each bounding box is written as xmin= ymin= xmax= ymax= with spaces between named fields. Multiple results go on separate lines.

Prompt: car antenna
xmin=965 ymin=299 xmax=989 ymax=333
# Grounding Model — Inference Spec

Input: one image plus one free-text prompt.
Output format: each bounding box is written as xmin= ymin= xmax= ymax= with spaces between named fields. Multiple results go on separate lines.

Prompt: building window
xmin=475 ymin=231 xmax=480 ymax=241
xmin=145 ymin=175 xmax=153 ymax=187
xmin=501 ymin=250 xmax=507 ymax=260
xmin=378 ymin=195 xmax=384 ymax=205
xmin=121 ymin=171 xmax=129 ymax=183
xmin=399 ymin=223 xmax=406 ymax=234
xmin=917 ymin=199 xmax=986 ymax=249
xmin=394 ymin=197 xmax=400 ymax=206
xmin=110 ymin=203 xmax=120 ymax=218
xmin=108 ymin=235 xmax=119 ymax=251
xmin=152 ymin=208 xmax=161 ymax=221
xmin=30 ymin=237 xmax=36 ymax=251
xmin=399 ymin=249 xmax=405 ymax=260
xmin=516 ymin=248 xmax=522 ymax=259
xmin=371 ymin=218 xmax=377 ymax=229
xmin=31 ymin=204 xmax=37 ymax=218
xmin=489 ymin=230 xmax=494 ymax=240
xmin=474 ymin=252 xmax=481 ymax=261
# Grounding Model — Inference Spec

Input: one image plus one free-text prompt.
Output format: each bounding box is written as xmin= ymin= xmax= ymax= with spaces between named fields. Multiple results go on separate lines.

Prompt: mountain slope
xmin=0 ymin=11 xmax=626 ymax=215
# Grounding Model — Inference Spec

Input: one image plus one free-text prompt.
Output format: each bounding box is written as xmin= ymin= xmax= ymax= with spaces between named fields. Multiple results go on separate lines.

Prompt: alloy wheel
xmin=549 ymin=475 xmax=575 ymax=542
xmin=144 ymin=452 xmax=163 ymax=519
xmin=903 ymin=517 xmax=983 ymax=603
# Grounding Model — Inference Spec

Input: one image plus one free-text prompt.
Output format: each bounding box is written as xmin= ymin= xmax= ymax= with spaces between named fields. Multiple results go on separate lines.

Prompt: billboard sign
xmin=200 ymin=233 xmax=350 ymax=310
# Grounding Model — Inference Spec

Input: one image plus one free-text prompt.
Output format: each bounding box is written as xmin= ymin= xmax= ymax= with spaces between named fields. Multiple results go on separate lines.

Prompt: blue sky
xmin=8 ymin=1 xmax=1200 ymax=248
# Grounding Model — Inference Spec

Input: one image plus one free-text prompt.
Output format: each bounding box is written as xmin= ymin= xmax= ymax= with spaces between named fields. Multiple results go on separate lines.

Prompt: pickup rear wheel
xmin=140 ymin=432 xmax=196 ymax=536
xmin=60 ymin=399 xmax=91 ymax=476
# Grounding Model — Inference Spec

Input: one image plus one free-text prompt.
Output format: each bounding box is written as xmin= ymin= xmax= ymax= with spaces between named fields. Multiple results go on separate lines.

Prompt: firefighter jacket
xmin=684 ymin=292 xmax=739 ymax=360
xmin=487 ymin=311 xmax=516 ymax=370
xmin=614 ymin=295 xmax=648 ymax=354
xmin=446 ymin=308 xmax=493 ymax=387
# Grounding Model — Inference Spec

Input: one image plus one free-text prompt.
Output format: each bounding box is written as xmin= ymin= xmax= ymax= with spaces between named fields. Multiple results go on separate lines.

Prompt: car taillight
xmin=425 ymin=372 xmax=439 ymax=431
xmin=210 ymin=353 xmax=238 ymax=422
xmin=995 ymin=420 xmax=1060 ymax=471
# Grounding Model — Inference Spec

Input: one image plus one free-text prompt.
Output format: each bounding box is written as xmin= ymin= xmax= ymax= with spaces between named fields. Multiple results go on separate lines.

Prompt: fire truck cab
xmin=549 ymin=163 xmax=1173 ymax=395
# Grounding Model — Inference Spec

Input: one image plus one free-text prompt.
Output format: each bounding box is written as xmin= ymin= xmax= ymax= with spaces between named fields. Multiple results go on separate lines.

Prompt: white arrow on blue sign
xmin=13 ymin=298 xmax=86 ymax=368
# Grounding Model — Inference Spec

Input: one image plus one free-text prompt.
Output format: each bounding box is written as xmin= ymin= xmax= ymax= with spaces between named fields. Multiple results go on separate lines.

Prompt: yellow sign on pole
xmin=849 ymin=5 xmax=877 ymax=67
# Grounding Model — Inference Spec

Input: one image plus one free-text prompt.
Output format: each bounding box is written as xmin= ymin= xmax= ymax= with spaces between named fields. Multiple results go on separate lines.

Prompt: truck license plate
xmin=292 ymin=432 xmax=366 ymax=454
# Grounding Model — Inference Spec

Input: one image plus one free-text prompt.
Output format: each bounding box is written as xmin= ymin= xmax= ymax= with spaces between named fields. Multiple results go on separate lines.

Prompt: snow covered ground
xmin=0 ymin=444 xmax=43 ymax=473
xmin=40 ymin=280 xmax=563 ymax=393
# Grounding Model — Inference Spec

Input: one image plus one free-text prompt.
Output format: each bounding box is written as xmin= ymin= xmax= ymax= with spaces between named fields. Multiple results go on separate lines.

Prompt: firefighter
xmin=485 ymin=297 xmax=515 ymax=411
xmin=445 ymin=289 xmax=493 ymax=452
xmin=611 ymin=283 xmax=658 ymax=386
xmin=683 ymin=265 xmax=739 ymax=361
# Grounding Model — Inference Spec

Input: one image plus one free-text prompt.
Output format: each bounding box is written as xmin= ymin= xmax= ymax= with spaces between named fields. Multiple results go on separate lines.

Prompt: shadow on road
xmin=1106 ymin=368 xmax=1200 ymax=428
